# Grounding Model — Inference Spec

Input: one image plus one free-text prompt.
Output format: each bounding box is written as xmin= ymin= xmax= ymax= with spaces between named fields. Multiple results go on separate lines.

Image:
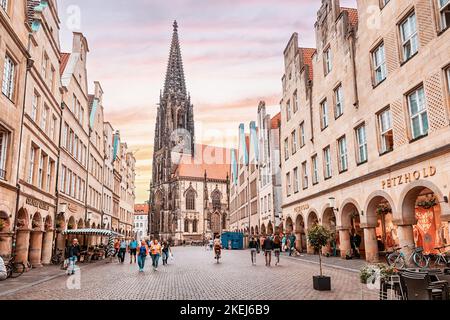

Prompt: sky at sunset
xmin=57 ymin=0 xmax=357 ymax=203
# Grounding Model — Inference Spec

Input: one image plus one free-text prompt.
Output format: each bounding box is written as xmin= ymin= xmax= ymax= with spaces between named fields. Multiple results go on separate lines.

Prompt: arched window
xmin=212 ymin=190 xmax=221 ymax=210
xmin=186 ymin=190 xmax=195 ymax=210
xmin=184 ymin=219 xmax=190 ymax=233
xmin=192 ymin=219 xmax=198 ymax=233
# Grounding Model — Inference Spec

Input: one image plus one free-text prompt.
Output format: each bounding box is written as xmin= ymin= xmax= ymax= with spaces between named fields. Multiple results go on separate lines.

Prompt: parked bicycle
xmin=51 ymin=249 xmax=64 ymax=266
xmin=5 ymin=255 xmax=26 ymax=279
xmin=386 ymin=245 xmax=429 ymax=269
xmin=429 ymin=244 xmax=450 ymax=268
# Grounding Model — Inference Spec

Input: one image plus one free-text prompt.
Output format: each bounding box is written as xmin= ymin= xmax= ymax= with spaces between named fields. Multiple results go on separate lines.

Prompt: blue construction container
xmin=221 ymin=232 xmax=244 ymax=250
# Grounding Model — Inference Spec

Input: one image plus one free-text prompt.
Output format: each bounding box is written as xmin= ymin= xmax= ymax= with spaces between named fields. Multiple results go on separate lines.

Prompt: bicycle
xmin=386 ymin=245 xmax=429 ymax=269
xmin=51 ymin=249 xmax=64 ymax=266
xmin=429 ymin=244 xmax=450 ymax=268
xmin=5 ymin=255 xmax=26 ymax=279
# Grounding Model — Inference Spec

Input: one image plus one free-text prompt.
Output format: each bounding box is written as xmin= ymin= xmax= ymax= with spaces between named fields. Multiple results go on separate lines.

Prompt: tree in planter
xmin=307 ymin=225 xmax=334 ymax=290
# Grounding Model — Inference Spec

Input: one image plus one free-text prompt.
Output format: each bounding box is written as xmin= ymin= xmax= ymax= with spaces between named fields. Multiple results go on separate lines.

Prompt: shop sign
xmin=294 ymin=203 xmax=309 ymax=214
xmin=381 ymin=166 xmax=436 ymax=190
xmin=26 ymin=197 xmax=49 ymax=211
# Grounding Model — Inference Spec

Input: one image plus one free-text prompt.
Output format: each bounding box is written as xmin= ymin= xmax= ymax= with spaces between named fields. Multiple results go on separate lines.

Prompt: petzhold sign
xmin=26 ymin=197 xmax=50 ymax=211
xmin=294 ymin=204 xmax=310 ymax=214
xmin=381 ymin=166 xmax=436 ymax=190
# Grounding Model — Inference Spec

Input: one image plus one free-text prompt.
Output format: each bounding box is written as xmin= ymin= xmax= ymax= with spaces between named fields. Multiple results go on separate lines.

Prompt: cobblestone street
xmin=0 ymin=247 xmax=378 ymax=300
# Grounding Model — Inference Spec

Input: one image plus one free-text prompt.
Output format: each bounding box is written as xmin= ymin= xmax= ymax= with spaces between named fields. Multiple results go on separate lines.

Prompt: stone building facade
xmin=149 ymin=22 xmax=231 ymax=244
xmin=134 ymin=203 xmax=149 ymax=241
xmin=280 ymin=0 xmax=450 ymax=262
xmin=257 ymin=103 xmax=283 ymax=235
xmin=0 ymin=0 xmax=34 ymax=259
xmin=0 ymin=1 xmax=135 ymax=266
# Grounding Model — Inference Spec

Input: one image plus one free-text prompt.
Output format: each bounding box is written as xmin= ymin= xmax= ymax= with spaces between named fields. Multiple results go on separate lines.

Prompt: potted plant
xmin=307 ymin=224 xmax=334 ymax=291
xmin=360 ymin=264 xmax=397 ymax=284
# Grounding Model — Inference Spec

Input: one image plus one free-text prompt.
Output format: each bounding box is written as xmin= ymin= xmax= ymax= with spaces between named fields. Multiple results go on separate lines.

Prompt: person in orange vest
xmin=150 ymin=239 xmax=162 ymax=271
xmin=137 ymin=240 xmax=149 ymax=272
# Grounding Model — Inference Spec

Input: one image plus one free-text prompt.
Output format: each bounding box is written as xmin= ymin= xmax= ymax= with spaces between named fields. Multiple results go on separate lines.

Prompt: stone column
xmin=0 ymin=232 xmax=13 ymax=257
xmin=339 ymin=228 xmax=351 ymax=258
xmin=15 ymin=229 xmax=31 ymax=265
xmin=363 ymin=227 xmax=379 ymax=263
xmin=29 ymin=230 xmax=44 ymax=267
xmin=295 ymin=231 xmax=302 ymax=253
xmin=41 ymin=229 xmax=54 ymax=265
xmin=397 ymin=224 xmax=415 ymax=266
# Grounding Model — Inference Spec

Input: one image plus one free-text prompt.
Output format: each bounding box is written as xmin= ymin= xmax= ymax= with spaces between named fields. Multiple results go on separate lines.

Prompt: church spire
xmin=163 ymin=20 xmax=186 ymax=96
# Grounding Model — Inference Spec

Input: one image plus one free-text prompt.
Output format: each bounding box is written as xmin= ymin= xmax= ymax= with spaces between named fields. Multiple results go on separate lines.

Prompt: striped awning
xmin=62 ymin=229 xmax=124 ymax=237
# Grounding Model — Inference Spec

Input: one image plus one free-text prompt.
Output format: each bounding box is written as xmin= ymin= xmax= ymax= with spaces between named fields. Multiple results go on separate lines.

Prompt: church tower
xmin=150 ymin=21 xmax=195 ymax=238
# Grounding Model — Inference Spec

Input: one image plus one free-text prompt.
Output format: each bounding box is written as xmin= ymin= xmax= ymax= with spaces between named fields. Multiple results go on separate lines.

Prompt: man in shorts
xmin=129 ymin=238 xmax=138 ymax=264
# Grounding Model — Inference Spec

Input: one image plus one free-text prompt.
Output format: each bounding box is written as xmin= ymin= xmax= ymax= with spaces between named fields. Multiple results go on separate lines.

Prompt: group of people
xmin=248 ymin=233 xmax=300 ymax=266
xmin=113 ymin=238 xmax=173 ymax=272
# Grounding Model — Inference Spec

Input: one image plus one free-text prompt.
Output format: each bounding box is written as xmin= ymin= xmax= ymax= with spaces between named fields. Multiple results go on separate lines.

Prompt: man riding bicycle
xmin=213 ymin=236 xmax=222 ymax=259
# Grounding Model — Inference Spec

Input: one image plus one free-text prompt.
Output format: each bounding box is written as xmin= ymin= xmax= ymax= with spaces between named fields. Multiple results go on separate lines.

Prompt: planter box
xmin=313 ymin=276 xmax=331 ymax=291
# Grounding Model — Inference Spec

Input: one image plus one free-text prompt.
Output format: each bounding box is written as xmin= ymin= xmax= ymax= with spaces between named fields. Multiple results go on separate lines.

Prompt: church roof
xmin=175 ymin=144 xmax=231 ymax=181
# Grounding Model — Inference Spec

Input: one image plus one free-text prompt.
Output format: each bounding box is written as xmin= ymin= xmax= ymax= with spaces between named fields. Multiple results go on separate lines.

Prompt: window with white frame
xmin=2 ymin=54 xmax=16 ymax=100
xmin=356 ymin=125 xmax=368 ymax=163
xmin=300 ymin=122 xmax=306 ymax=147
xmin=28 ymin=146 xmax=36 ymax=184
xmin=66 ymin=169 xmax=71 ymax=194
xmin=293 ymin=167 xmax=299 ymax=193
xmin=38 ymin=153 xmax=45 ymax=189
xmin=312 ymin=155 xmax=319 ymax=185
xmin=321 ymin=100 xmax=329 ymax=129
xmin=373 ymin=43 xmax=387 ymax=85
xmin=286 ymin=172 xmax=291 ymax=196
xmin=291 ymin=130 xmax=297 ymax=154
xmin=284 ymin=138 xmax=289 ymax=160
xmin=400 ymin=12 xmax=419 ymax=61
xmin=408 ymin=86 xmax=428 ymax=139
xmin=1 ymin=0 xmax=8 ymax=11
xmin=42 ymin=54 xmax=49 ymax=80
xmin=324 ymin=47 xmax=332 ymax=75
xmin=50 ymin=115 xmax=56 ymax=140
xmin=0 ymin=130 xmax=8 ymax=180
xmin=293 ymin=91 xmax=298 ymax=113
xmin=46 ymin=160 xmax=52 ymax=192
xmin=378 ymin=108 xmax=394 ymax=153
xmin=323 ymin=146 xmax=332 ymax=179
xmin=302 ymin=161 xmax=308 ymax=189
xmin=60 ymin=165 xmax=66 ymax=193
xmin=31 ymin=92 xmax=39 ymax=121
xmin=338 ymin=136 xmax=348 ymax=172
xmin=438 ymin=0 xmax=450 ymax=30
xmin=334 ymin=84 xmax=344 ymax=118
xmin=286 ymin=100 xmax=291 ymax=121
xmin=40 ymin=105 xmax=48 ymax=132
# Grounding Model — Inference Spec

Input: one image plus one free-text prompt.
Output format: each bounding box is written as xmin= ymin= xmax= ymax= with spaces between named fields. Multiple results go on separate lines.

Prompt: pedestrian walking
xmin=161 ymin=240 xmax=172 ymax=266
xmin=66 ymin=238 xmax=81 ymax=275
xmin=129 ymin=238 xmax=138 ymax=264
xmin=273 ymin=234 xmax=282 ymax=266
xmin=118 ymin=238 xmax=127 ymax=263
xmin=150 ymin=239 xmax=162 ymax=271
xmin=0 ymin=256 xmax=7 ymax=281
xmin=113 ymin=238 xmax=120 ymax=257
xmin=259 ymin=235 xmax=265 ymax=254
xmin=137 ymin=240 xmax=148 ymax=272
xmin=281 ymin=234 xmax=287 ymax=252
xmin=249 ymin=237 xmax=260 ymax=265
xmin=289 ymin=233 xmax=296 ymax=256
xmin=263 ymin=236 xmax=273 ymax=267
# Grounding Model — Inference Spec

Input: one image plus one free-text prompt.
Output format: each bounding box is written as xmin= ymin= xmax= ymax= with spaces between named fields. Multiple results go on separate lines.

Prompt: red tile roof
xmin=271 ymin=112 xmax=281 ymax=129
xmin=60 ymin=52 xmax=70 ymax=75
xmin=341 ymin=7 xmax=358 ymax=27
xmin=299 ymin=47 xmax=316 ymax=81
xmin=175 ymin=144 xmax=231 ymax=180
xmin=134 ymin=204 xmax=149 ymax=214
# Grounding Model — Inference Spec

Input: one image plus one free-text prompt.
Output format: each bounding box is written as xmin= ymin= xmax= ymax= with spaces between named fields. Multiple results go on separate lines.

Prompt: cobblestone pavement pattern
xmin=0 ymin=247 xmax=378 ymax=300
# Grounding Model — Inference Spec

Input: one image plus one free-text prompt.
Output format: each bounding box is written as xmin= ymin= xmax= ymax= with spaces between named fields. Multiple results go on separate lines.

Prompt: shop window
xmin=378 ymin=108 xmax=394 ymax=154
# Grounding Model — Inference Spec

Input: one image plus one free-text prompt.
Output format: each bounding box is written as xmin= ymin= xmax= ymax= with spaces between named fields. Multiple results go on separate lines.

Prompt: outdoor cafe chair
xmin=400 ymin=270 xmax=448 ymax=300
